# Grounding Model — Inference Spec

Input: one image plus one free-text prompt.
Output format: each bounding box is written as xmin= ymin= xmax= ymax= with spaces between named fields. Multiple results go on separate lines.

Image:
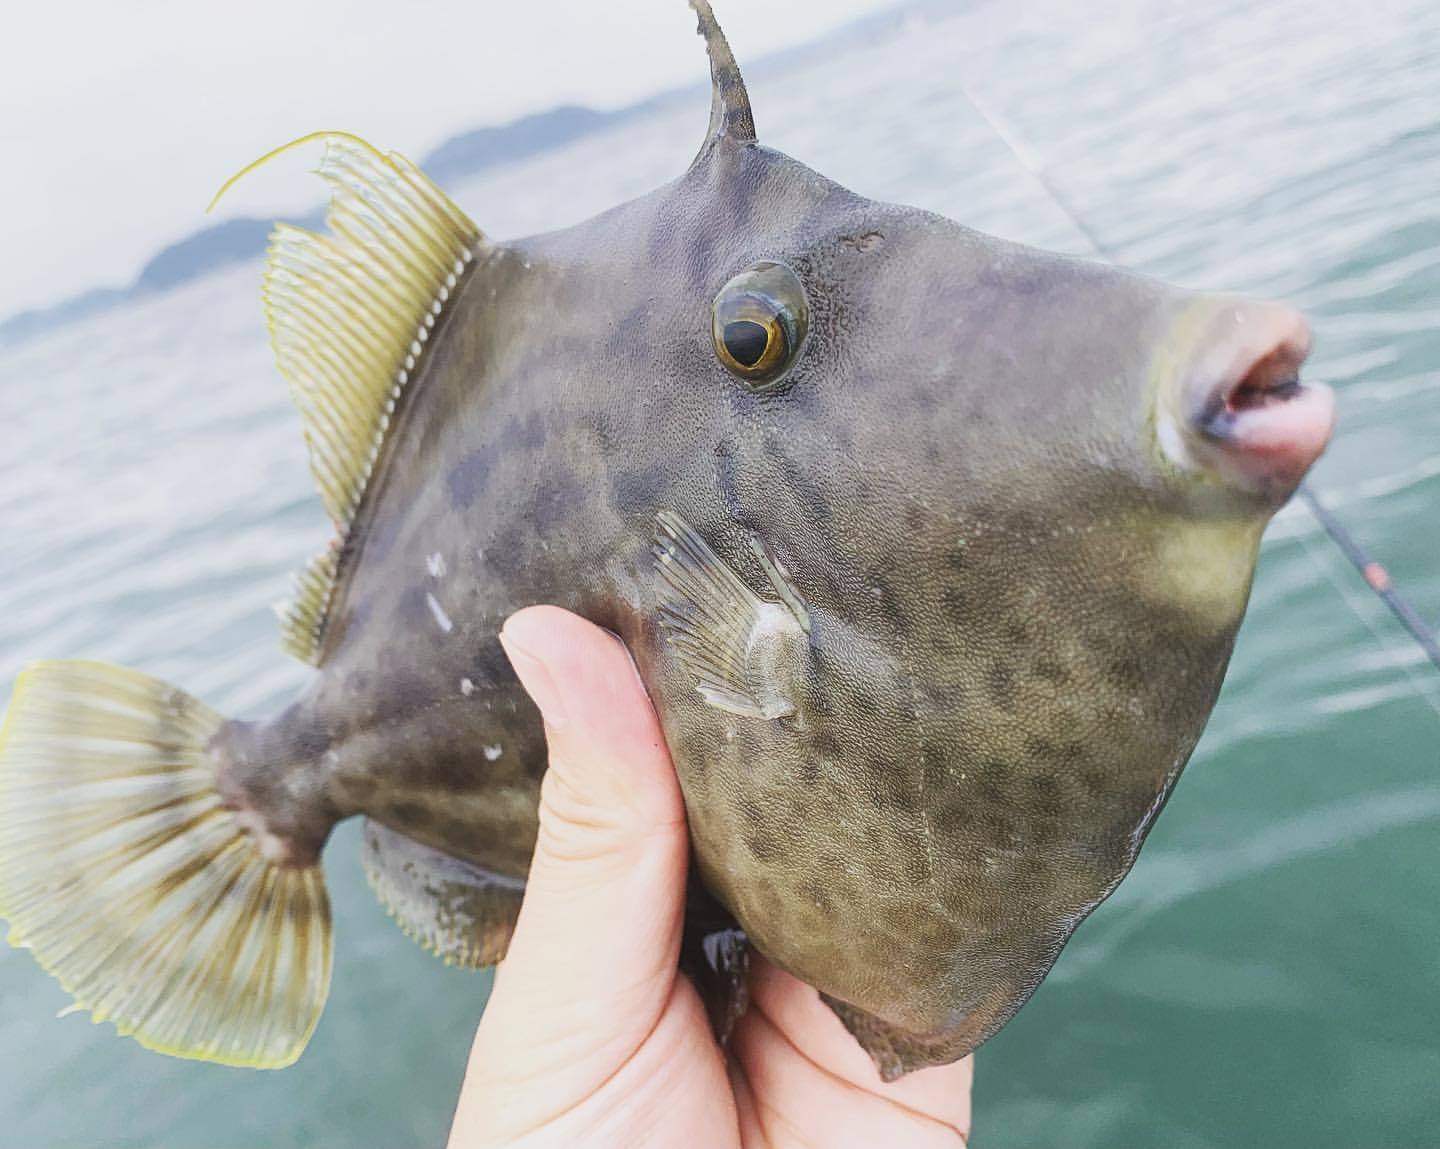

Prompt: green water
xmin=1 ymin=0 xmax=1437 ymax=1144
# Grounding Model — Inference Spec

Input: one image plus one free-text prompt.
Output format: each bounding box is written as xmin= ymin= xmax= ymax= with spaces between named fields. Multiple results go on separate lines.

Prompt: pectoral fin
xmin=653 ymin=511 xmax=810 ymax=720
xmin=360 ymin=819 xmax=522 ymax=969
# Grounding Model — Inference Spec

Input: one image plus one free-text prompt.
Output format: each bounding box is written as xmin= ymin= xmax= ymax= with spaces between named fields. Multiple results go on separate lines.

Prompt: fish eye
xmin=712 ymin=261 xmax=809 ymax=389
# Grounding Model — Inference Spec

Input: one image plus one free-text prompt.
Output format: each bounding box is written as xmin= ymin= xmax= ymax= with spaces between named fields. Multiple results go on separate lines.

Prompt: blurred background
xmin=2 ymin=0 xmax=1437 ymax=1145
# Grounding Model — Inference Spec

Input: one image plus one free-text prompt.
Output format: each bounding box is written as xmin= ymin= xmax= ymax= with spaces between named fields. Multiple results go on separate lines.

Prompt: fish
xmin=0 ymin=0 xmax=1336 ymax=1079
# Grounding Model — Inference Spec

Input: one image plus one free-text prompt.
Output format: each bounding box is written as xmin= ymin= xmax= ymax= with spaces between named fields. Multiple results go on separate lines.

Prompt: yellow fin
xmin=216 ymin=132 xmax=484 ymax=665
xmin=0 ymin=662 xmax=333 ymax=1068
xmin=278 ymin=545 xmax=341 ymax=666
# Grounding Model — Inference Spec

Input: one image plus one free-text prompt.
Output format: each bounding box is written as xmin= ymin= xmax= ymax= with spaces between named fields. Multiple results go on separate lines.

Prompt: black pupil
xmin=723 ymin=320 xmax=772 ymax=368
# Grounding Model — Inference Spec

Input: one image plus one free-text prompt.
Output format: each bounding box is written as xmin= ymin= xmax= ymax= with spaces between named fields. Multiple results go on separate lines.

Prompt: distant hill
xmin=423 ymin=104 xmax=621 ymax=186
xmin=0 ymin=104 xmax=647 ymax=348
xmin=0 ymin=286 xmax=130 ymax=346
xmin=133 ymin=217 xmax=287 ymax=294
xmin=0 ymin=2 xmax=915 ymax=349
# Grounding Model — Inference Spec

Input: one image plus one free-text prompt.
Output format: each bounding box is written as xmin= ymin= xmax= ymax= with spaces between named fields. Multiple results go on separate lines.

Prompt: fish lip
xmin=1163 ymin=300 xmax=1336 ymax=501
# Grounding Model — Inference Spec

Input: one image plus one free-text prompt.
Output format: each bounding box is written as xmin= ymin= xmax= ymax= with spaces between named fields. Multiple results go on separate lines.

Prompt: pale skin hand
xmin=447 ymin=605 xmax=972 ymax=1149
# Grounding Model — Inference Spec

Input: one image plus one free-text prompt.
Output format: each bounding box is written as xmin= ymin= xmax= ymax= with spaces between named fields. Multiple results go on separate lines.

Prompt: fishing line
xmin=954 ymin=76 xmax=1440 ymax=699
xmin=1295 ymin=506 xmax=1440 ymax=722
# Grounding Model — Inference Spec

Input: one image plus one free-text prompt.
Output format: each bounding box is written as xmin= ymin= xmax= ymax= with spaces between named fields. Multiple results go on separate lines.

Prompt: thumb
xmin=477 ymin=606 xmax=691 ymax=1066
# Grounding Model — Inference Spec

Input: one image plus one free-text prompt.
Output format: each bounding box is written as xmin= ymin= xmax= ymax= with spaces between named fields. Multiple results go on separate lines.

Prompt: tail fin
xmin=0 ymin=662 xmax=332 ymax=1068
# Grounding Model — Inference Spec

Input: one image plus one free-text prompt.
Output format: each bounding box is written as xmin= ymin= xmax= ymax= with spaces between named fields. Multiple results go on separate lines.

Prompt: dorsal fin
xmin=689 ymin=0 xmax=756 ymax=149
xmin=213 ymin=132 xmax=483 ymax=665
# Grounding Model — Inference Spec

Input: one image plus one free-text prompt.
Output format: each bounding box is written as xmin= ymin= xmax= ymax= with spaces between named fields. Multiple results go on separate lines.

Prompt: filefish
xmin=0 ymin=1 xmax=1335 ymax=1078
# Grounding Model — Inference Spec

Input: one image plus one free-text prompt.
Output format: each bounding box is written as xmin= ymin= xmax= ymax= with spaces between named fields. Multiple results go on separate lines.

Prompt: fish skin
xmin=212 ymin=127 xmax=1280 ymax=1077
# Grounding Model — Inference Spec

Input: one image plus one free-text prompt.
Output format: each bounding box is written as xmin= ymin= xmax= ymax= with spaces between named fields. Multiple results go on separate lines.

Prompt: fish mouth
xmin=1164 ymin=300 xmax=1336 ymax=500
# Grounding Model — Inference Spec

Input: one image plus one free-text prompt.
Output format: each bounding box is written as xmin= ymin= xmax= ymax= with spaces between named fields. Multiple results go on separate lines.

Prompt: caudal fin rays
xmin=0 ymin=662 xmax=333 ymax=1068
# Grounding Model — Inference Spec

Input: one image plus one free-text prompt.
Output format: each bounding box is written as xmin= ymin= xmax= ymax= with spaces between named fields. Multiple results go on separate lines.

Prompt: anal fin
xmin=653 ymin=511 xmax=811 ymax=720
xmin=361 ymin=819 xmax=522 ymax=969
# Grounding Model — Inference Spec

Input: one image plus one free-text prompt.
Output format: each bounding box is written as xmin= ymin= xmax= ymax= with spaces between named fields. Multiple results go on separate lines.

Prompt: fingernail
xmin=602 ymin=626 xmax=650 ymax=697
xmin=499 ymin=630 xmax=570 ymax=729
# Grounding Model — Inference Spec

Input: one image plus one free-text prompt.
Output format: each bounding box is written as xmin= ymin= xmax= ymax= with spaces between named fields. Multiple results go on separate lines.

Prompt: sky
xmin=0 ymin=0 xmax=894 ymax=319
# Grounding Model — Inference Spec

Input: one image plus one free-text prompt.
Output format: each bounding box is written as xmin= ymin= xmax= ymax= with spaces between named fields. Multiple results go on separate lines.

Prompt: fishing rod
xmin=956 ymin=79 xmax=1440 ymax=679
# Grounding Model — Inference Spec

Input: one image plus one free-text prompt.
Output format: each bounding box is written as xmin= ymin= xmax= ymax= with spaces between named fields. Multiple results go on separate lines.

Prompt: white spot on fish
xmin=426 ymin=592 xmax=454 ymax=633
xmin=427 ymin=552 xmax=447 ymax=578
xmin=484 ymin=744 xmax=503 ymax=761
xmin=460 ymin=677 xmax=475 ymax=696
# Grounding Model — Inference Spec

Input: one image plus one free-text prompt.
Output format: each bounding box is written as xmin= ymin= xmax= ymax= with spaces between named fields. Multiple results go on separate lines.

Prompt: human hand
xmin=446 ymin=605 xmax=972 ymax=1148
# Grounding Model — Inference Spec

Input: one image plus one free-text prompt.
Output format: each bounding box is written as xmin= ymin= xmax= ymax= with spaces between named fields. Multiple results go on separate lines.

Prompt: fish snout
xmin=1163 ymin=300 xmax=1335 ymax=500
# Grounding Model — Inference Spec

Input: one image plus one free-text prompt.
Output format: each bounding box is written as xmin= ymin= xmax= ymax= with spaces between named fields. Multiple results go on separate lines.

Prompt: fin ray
xmin=361 ymin=819 xmax=521 ymax=969
xmin=0 ymin=662 xmax=333 ymax=1068
xmin=219 ymin=132 xmax=483 ymax=666
xmin=653 ymin=512 xmax=810 ymax=720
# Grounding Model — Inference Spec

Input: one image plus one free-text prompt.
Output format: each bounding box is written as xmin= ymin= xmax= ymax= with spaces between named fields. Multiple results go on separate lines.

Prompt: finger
xmin=730 ymin=1006 xmax=969 ymax=1148
xmin=743 ymin=957 xmax=973 ymax=1136
xmin=473 ymin=606 xmax=690 ymax=1072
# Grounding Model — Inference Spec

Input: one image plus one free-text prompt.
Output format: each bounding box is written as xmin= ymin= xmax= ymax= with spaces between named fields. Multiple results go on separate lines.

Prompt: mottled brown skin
xmin=216 ymin=108 xmax=1288 ymax=1075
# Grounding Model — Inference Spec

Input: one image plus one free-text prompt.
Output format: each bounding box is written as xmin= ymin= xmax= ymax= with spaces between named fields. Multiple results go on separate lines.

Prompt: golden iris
xmin=712 ymin=262 xmax=809 ymax=388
